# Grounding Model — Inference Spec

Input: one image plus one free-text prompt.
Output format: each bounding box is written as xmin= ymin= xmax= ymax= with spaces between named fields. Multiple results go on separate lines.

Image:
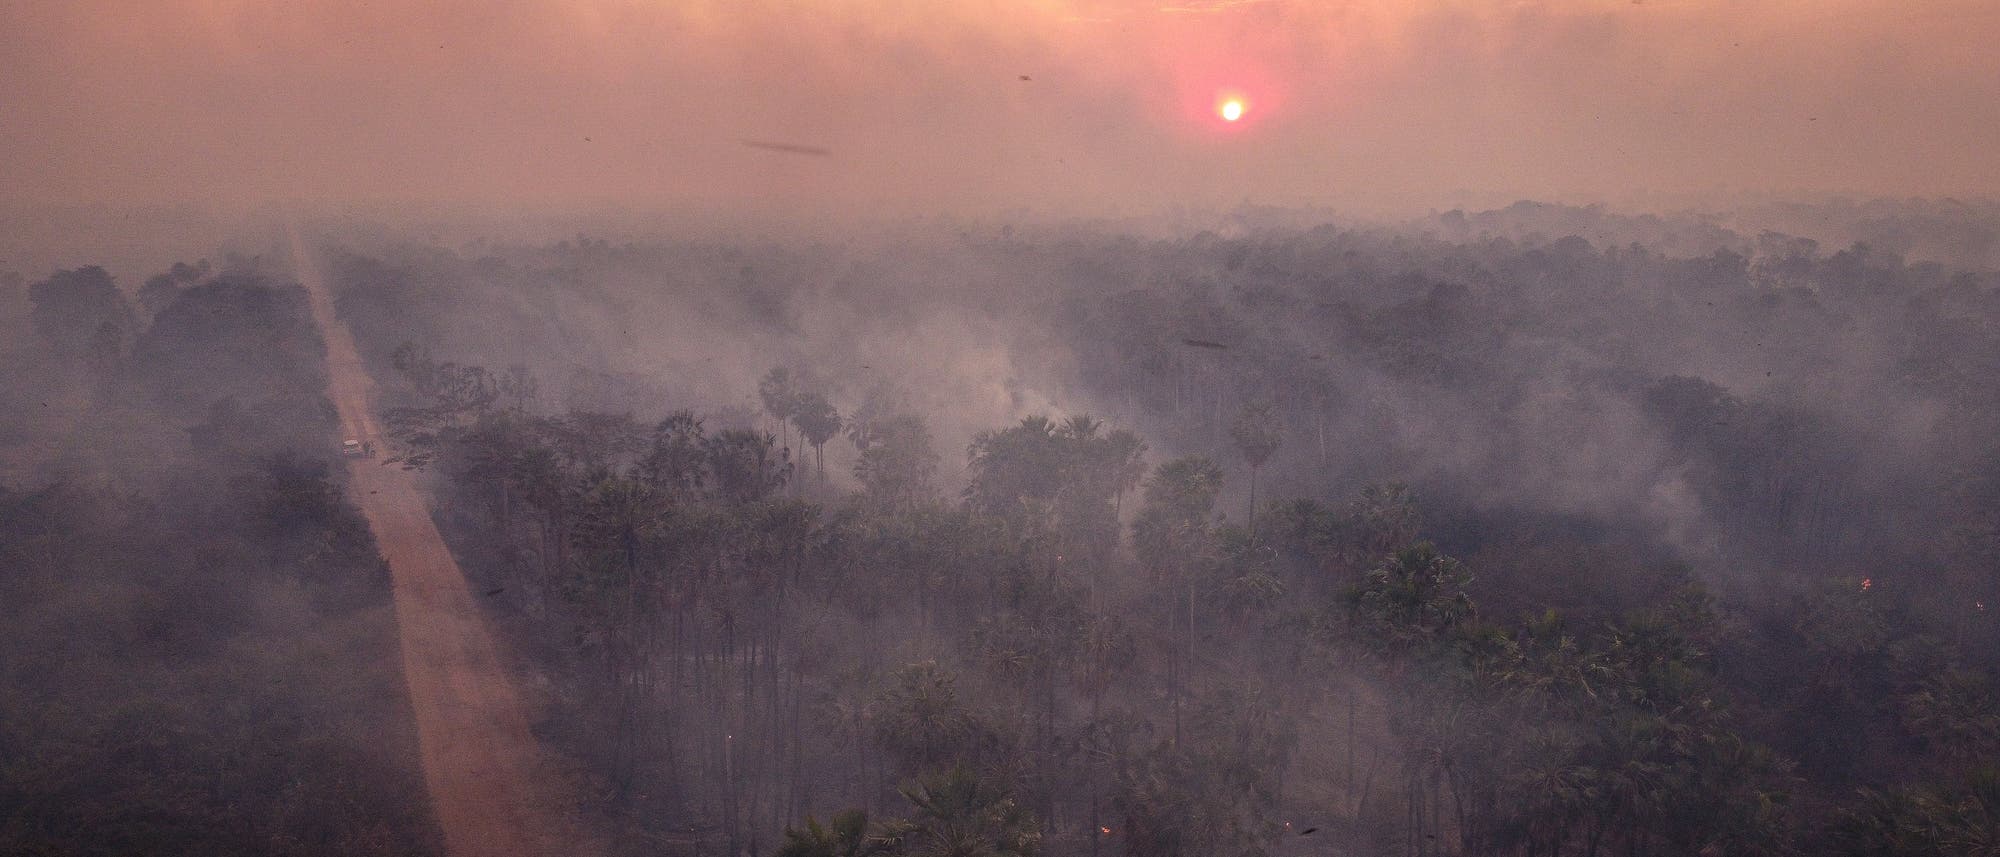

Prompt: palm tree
xmin=851 ymin=412 xmax=939 ymax=513
xmin=761 ymin=365 xmax=802 ymax=455
xmin=883 ymin=766 xmax=1041 ymax=857
xmin=1059 ymin=414 xmax=1101 ymax=441
xmin=1901 ymin=667 xmax=2000 ymax=773
xmin=1131 ymin=456 xmax=1224 ymax=575
xmin=777 ymin=809 xmax=896 ymax=857
xmin=1834 ymin=773 xmax=2000 ymax=857
xmin=1348 ymin=483 xmax=1420 ymax=563
xmin=965 ymin=416 xmax=1063 ymax=520
xmin=1102 ymin=429 xmax=1149 ymax=520
xmin=1228 ymin=403 xmax=1283 ymax=541
xmin=1131 ymin=456 xmax=1223 ymax=745
xmin=1350 ymin=542 xmax=1476 ymax=653
xmin=703 ymin=428 xmax=791 ymax=503
xmin=876 ymin=661 xmax=975 ymax=775
xmin=794 ymin=392 xmax=843 ymax=485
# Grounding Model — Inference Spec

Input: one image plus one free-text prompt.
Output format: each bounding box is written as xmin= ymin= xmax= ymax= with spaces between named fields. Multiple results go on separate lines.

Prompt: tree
xmin=1051 ymin=416 xmax=1134 ymax=563
xmin=704 ymin=428 xmax=791 ymax=504
xmin=1131 ymin=456 xmax=1224 ymax=576
xmin=1902 ymin=668 xmax=2000 ymax=774
xmin=1347 ymin=483 xmax=1420 ymax=563
xmin=971 ymin=577 xmax=1090 ymax=823
xmin=1228 ymin=403 xmax=1283 ymax=541
xmin=1112 ymin=687 xmax=1287 ymax=857
xmin=965 ymin=416 xmax=1065 ymax=522
xmin=1131 ymin=456 xmax=1223 ymax=746
xmin=187 ymin=396 xmax=270 ymax=460
xmin=778 ymin=810 xmax=894 ymax=857
xmin=852 ymin=413 xmax=939 ymax=513
xmin=137 ymin=259 xmax=208 ymax=320
xmin=387 ymin=340 xmax=502 ymax=441
xmin=882 ymin=766 xmax=1041 ymax=857
xmin=876 ymin=662 xmax=977 ymax=776
xmin=966 ymin=415 xmax=1136 ymax=562
xmin=1103 ymin=430 xmax=1149 ymax=518
xmin=639 ymin=411 xmax=709 ymax=497
xmin=1348 ymin=542 xmax=1475 ymax=654
xmin=29 ymin=266 xmax=133 ymax=359
xmin=0 ymin=270 xmax=25 ymax=340
xmin=795 ymin=391 xmax=843 ymax=485
xmin=1834 ymin=773 xmax=2000 ymax=857
xmin=499 ymin=364 xmax=539 ymax=413
xmin=761 ymin=365 xmax=803 ymax=455
xmin=122 ymin=276 xmax=324 ymax=423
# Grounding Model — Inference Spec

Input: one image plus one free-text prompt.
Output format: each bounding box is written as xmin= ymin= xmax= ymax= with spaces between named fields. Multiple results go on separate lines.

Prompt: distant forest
xmin=4 ymin=200 xmax=1999 ymax=856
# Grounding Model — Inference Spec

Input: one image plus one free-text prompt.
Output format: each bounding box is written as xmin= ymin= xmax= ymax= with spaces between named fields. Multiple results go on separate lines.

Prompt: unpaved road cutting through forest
xmin=290 ymin=228 xmax=587 ymax=857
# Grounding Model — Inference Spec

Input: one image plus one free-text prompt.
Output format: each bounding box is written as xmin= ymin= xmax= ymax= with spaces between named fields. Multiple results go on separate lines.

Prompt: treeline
xmin=320 ymin=205 xmax=2000 ymax=856
xmin=0 ymin=265 xmax=441 ymax=855
xmin=375 ymin=349 xmax=1993 ymax=857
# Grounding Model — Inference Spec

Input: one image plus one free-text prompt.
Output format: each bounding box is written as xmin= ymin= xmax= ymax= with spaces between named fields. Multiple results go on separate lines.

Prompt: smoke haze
xmin=5 ymin=1 xmax=1998 ymax=217
xmin=9 ymin=4 xmax=2000 ymax=857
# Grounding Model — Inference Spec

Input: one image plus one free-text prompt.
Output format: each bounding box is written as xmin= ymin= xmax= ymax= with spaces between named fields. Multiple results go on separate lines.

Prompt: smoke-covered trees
xmin=1 ymin=262 xmax=437 ymax=856
xmin=302 ymin=210 xmax=2000 ymax=857
xmin=1132 ymin=456 xmax=1223 ymax=576
xmin=707 ymin=428 xmax=794 ymax=503
xmin=28 ymin=265 xmax=132 ymax=359
xmin=1348 ymin=543 xmax=1475 ymax=650
xmin=761 ymin=366 xmax=802 ymax=450
xmin=121 ymin=276 xmax=328 ymax=423
xmin=759 ymin=365 xmax=848 ymax=490
xmin=883 ymin=767 xmax=1041 ymax=857
xmin=136 ymin=259 xmax=208 ymax=320
xmin=1227 ymin=403 xmax=1282 ymax=539
xmin=851 ymin=412 xmax=938 ymax=512
xmin=796 ymin=392 xmax=843 ymax=484
xmin=965 ymin=415 xmax=1142 ymax=568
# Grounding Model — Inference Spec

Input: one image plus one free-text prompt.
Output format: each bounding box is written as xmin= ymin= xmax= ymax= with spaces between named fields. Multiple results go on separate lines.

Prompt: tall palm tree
xmin=794 ymin=392 xmax=843 ymax=485
xmin=761 ymin=365 xmax=802 ymax=457
xmin=1104 ymin=429 xmax=1149 ymax=519
xmin=1228 ymin=403 xmax=1283 ymax=541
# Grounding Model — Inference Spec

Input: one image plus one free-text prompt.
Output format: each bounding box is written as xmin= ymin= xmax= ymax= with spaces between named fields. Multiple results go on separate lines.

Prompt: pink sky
xmin=3 ymin=0 xmax=1997 ymax=218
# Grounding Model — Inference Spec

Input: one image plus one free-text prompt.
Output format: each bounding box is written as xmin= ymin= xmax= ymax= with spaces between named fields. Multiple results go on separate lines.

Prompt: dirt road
xmin=290 ymin=229 xmax=588 ymax=857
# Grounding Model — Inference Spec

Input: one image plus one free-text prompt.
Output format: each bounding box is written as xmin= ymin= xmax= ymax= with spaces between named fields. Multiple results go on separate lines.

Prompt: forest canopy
xmin=3 ymin=200 xmax=1998 ymax=856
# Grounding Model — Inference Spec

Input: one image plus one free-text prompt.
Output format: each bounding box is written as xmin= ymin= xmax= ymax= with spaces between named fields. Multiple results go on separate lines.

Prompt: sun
xmin=1219 ymin=98 xmax=1245 ymax=122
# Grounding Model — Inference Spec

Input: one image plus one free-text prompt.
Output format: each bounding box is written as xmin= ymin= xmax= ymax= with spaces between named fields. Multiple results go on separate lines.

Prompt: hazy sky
xmin=4 ymin=0 xmax=1997 ymax=218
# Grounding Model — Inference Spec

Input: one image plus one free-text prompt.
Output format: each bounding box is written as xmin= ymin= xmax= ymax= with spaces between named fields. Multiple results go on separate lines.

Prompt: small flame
xmin=1860 ymin=578 xmax=1872 ymax=591
xmin=1100 ymin=827 xmax=1112 ymax=836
